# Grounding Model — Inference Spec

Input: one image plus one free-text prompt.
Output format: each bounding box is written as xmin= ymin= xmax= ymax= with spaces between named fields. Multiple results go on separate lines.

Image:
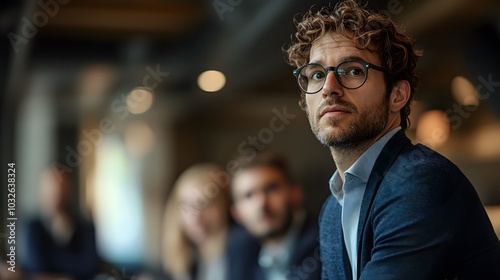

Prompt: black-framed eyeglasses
xmin=292 ymin=59 xmax=386 ymax=94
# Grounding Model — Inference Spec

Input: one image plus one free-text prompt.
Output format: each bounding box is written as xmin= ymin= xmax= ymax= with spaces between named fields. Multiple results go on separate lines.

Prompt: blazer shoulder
xmin=226 ymin=225 xmax=261 ymax=280
xmin=226 ymin=224 xmax=260 ymax=255
xmin=400 ymin=143 xmax=459 ymax=168
xmin=393 ymin=143 xmax=471 ymax=186
xmin=318 ymin=195 xmax=338 ymax=224
xmin=295 ymin=213 xmax=320 ymax=254
xmin=375 ymin=142 xmax=480 ymax=218
xmin=288 ymin=215 xmax=322 ymax=280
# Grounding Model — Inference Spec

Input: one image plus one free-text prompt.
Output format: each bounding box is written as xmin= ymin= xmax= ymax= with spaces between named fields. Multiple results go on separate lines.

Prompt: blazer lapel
xmin=330 ymin=200 xmax=352 ymax=280
xmin=342 ymin=233 xmax=353 ymax=280
xmin=355 ymin=130 xmax=411 ymax=276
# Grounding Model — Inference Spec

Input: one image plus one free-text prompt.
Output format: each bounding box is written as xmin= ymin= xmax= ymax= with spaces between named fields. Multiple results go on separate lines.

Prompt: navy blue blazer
xmin=227 ymin=215 xmax=322 ymax=280
xmin=319 ymin=130 xmax=500 ymax=280
xmin=23 ymin=217 xmax=101 ymax=280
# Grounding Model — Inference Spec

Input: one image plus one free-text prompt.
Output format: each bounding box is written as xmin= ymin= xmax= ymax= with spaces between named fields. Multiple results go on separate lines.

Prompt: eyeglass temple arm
xmin=367 ymin=63 xmax=386 ymax=72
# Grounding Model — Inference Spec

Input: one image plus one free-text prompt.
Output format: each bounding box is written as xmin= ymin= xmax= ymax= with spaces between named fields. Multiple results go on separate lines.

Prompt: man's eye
xmin=311 ymin=72 xmax=325 ymax=80
xmin=243 ymin=192 xmax=253 ymax=200
xmin=263 ymin=182 xmax=280 ymax=194
xmin=346 ymin=67 xmax=364 ymax=76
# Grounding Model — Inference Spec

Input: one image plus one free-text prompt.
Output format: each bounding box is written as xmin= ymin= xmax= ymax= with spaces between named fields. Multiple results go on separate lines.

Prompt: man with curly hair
xmin=285 ymin=0 xmax=500 ymax=279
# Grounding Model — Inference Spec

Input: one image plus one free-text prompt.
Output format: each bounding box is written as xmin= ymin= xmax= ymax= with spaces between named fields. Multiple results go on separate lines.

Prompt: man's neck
xmin=330 ymin=142 xmax=372 ymax=181
xmin=330 ymin=126 xmax=398 ymax=181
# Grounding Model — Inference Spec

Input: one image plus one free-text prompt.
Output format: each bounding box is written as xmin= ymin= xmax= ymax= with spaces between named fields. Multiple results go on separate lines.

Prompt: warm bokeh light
xmin=197 ymin=70 xmax=226 ymax=92
xmin=78 ymin=64 xmax=117 ymax=97
xmin=126 ymin=87 xmax=155 ymax=114
xmin=416 ymin=110 xmax=450 ymax=149
xmin=485 ymin=206 xmax=500 ymax=239
xmin=451 ymin=76 xmax=479 ymax=106
xmin=78 ymin=64 xmax=117 ymax=113
xmin=124 ymin=121 xmax=156 ymax=157
xmin=472 ymin=124 xmax=500 ymax=160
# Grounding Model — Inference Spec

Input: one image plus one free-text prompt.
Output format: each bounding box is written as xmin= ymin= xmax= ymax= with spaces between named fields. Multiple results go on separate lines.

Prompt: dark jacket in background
xmin=227 ymin=215 xmax=321 ymax=280
xmin=23 ymin=217 xmax=101 ymax=280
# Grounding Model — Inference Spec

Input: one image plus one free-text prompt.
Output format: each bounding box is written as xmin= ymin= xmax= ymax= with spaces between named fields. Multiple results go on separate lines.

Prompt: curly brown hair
xmin=285 ymin=0 xmax=422 ymax=130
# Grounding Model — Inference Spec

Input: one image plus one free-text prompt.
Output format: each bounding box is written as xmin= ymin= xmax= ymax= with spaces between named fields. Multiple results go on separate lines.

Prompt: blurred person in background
xmin=23 ymin=168 xmax=101 ymax=280
xmin=227 ymin=151 xmax=321 ymax=280
xmin=143 ymin=163 xmax=231 ymax=280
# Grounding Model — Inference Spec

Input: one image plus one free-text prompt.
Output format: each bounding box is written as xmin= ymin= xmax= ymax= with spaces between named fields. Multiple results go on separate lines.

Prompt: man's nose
xmin=321 ymin=71 xmax=344 ymax=98
xmin=256 ymin=192 xmax=267 ymax=207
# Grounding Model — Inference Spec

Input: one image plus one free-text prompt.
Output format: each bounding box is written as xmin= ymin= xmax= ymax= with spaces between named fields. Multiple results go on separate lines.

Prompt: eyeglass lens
xmin=297 ymin=61 xmax=368 ymax=93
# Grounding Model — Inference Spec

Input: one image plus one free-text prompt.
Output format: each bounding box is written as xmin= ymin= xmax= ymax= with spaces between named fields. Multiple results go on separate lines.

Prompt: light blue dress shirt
xmin=329 ymin=127 xmax=401 ymax=279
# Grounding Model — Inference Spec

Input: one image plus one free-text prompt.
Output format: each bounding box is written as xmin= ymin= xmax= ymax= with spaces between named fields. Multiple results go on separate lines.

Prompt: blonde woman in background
xmin=160 ymin=164 xmax=231 ymax=280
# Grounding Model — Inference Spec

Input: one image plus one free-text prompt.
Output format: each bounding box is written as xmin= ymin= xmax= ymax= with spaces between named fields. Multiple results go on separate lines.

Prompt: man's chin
xmin=319 ymin=117 xmax=350 ymax=131
xmin=252 ymin=226 xmax=284 ymax=240
xmin=268 ymin=222 xmax=293 ymax=237
xmin=317 ymin=128 xmax=345 ymax=144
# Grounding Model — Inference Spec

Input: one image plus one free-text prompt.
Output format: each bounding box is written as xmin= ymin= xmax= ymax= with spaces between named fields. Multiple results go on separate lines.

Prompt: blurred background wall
xmin=1 ymin=0 xmax=499 ymax=272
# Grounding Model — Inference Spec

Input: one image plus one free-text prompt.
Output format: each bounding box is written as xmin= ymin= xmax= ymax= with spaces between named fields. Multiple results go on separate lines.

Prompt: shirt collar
xmin=329 ymin=127 xmax=401 ymax=199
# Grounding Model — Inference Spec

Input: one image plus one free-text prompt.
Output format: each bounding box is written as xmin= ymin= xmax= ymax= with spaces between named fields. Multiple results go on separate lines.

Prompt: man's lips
xmin=320 ymin=105 xmax=351 ymax=118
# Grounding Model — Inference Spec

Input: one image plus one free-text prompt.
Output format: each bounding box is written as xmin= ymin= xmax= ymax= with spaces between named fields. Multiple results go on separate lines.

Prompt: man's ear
xmin=389 ymin=80 xmax=411 ymax=113
xmin=230 ymin=205 xmax=241 ymax=224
